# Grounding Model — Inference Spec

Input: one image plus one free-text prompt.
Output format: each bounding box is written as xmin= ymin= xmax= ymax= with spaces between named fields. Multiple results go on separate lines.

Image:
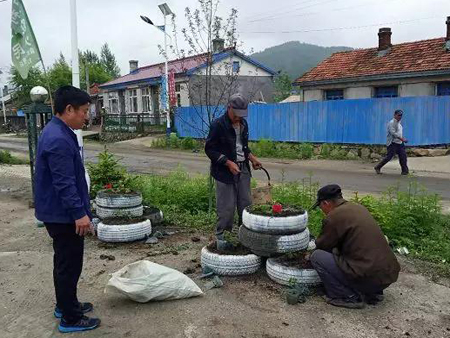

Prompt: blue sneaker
xmin=58 ymin=316 xmax=101 ymax=333
xmin=54 ymin=302 xmax=93 ymax=319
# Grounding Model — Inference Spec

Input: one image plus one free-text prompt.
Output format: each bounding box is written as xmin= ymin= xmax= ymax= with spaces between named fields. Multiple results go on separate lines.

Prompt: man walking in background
xmin=205 ymin=93 xmax=262 ymax=250
xmin=374 ymin=109 xmax=409 ymax=175
xmin=34 ymin=86 xmax=101 ymax=333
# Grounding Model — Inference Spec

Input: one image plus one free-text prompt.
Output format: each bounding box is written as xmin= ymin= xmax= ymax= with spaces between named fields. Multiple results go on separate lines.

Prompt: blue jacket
xmin=34 ymin=116 xmax=92 ymax=224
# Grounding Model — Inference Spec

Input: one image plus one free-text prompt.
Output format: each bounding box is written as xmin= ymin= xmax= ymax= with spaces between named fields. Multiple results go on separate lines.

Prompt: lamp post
xmin=140 ymin=2 xmax=174 ymax=136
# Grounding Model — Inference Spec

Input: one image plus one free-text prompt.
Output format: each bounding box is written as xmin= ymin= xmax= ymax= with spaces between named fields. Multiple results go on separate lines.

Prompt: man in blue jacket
xmin=205 ymin=93 xmax=262 ymax=250
xmin=34 ymin=86 xmax=100 ymax=333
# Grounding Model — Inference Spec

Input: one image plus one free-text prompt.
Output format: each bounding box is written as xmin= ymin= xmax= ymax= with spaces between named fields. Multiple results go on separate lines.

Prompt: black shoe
xmin=58 ymin=315 xmax=101 ymax=333
xmin=374 ymin=167 xmax=381 ymax=175
xmin=364 ymin=291 xmax=384 ymax=305
xmin=54 ymin=302 xmax=93 ymax=319
xmin=326 ymin=296 xmax=365 ymax=309
xmin=401 ymin=172 xmax=409 ymax=176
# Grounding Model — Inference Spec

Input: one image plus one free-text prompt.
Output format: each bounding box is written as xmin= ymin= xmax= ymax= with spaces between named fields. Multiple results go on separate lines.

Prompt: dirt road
xmin=1 ymin=165 xmax=450 ymax=338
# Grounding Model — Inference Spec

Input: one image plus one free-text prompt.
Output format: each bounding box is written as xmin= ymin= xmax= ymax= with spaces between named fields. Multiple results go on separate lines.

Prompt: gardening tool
xmin=252 ymin=167 xmax=272 ymax=204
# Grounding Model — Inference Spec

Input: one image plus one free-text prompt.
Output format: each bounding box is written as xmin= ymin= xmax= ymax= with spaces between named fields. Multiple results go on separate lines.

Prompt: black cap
xmin=394 ymin=109 xmax=403 ymax=116
xmin=311 ymin=184 xmax=343 ymax=209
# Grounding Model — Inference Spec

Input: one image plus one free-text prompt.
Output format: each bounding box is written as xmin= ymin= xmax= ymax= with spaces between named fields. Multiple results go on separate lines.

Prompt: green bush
xmin=86 ymin=149 xmax=135 ymax=198
xmin=0 ymin=150 xmax=27 ymax=165
xmin=151 ymin=135 xmax=200 ymax=151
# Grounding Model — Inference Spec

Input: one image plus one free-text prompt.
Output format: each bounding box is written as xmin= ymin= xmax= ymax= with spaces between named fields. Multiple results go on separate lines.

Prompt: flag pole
xmin=69 ymin=0 xmax=84 ymax=160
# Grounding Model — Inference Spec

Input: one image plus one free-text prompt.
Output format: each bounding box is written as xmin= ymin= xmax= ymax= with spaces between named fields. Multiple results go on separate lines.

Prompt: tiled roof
xmin=294 ymin=38 xmax=450 ymax=85
xmin=100 ymin=52 xmax=211 ymax=88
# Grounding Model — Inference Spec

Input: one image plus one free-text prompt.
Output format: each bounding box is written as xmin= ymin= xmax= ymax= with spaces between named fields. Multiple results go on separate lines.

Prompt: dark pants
xmin=311 ymin=249 xmax=387 ymax=300
xmin=45 ymin=223 xmax=84 ymax=323
xmin=215 ymin=163 xmax=252 ymax=237
xmin=375 ymin=143 xmax=409 ymax=174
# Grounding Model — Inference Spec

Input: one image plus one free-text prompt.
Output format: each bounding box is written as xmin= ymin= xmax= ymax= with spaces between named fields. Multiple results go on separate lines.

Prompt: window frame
xmin=141 ymin=87 xmax=151 ymax=112
xmin=232 ymin=61 xmax=241 ymax=73
xmin=325 ymin=89 xmax=344 ymax=100
xmin=437 ymin=82 xmax=450 ymax=96
xmin=128 ymin=88 xmax=138 ymax=113
xmin=374 ymin=86 xmax=398 ymax=98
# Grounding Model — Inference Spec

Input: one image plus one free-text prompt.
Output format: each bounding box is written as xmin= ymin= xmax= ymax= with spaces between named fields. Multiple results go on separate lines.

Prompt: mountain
xmin=251 ymin=41 xmax=353 ymax=80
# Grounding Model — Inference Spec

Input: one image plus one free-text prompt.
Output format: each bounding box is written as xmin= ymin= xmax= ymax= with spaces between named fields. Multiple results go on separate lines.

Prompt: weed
xmin=0 ymin=150 xmax=28 ymax=165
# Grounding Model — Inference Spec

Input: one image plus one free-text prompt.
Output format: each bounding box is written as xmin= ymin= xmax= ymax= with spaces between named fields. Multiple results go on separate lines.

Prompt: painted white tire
xmin=200 ymin=246 xmax=262 ymax=276
xmin=96 ymin=205 xmax=143 ymax=219
xmin=242 ymin=209 xmax=308 ymax=235
xmin=266 ymin=257 xmax=322 ymax=286
xmin=144 ymin=208 xmax=164 ymax=225
xmin=239 ymin=225 xmax=310 ymax=257
xmin=95 ymin=190 xmax=143 ymax=208
xmin=97 ymin=219 xmax=152 ymax=242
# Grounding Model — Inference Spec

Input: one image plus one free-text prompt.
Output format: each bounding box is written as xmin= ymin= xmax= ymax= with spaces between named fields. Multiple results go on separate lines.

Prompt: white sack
xmin=105 ymin=260 xmax=203 ymax=302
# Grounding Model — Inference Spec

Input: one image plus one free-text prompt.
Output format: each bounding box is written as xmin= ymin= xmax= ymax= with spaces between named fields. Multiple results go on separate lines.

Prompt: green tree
xmin=100 ymin=43 xmax=120 ymax=78
xmin=47 ymin=53 xmax=72 ymax=91
xmin=273 ymin=72 xmax=292 ymax=102
xmin=9 ymin=66 xmax=45 ymax=107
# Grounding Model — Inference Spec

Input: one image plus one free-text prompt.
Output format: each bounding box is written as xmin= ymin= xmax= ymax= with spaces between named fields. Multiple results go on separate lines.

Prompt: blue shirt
xmin=34 ymin=116 xmax=92 ymax=224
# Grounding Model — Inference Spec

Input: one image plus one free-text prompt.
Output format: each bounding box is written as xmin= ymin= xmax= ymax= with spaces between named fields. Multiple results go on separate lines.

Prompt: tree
xmin=9 ymin=66 xmax=45 ymax=107
xmin=47 ymin=53 xmax=72 ymax=90
xmin=100 ymin=43 xmax=120 ymax=78
xmin=273 ymin=72 xmax=292 ymax=102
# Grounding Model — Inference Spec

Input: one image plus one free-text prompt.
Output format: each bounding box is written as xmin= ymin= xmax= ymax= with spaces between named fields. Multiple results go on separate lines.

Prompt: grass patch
xmin=151 ymin=134 xmax=202 ymax=151
xmin=0 ymin=150 xmax=28 ymax=165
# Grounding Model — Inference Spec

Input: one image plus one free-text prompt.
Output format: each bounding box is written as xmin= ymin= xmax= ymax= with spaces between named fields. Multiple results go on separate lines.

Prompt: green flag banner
xmin=11 ymin=0 xmax=42 ymax=79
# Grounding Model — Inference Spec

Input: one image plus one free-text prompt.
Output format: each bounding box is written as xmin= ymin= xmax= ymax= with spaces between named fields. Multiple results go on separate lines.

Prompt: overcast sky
xmin=0 ymin=0 xmax=449 ymax=88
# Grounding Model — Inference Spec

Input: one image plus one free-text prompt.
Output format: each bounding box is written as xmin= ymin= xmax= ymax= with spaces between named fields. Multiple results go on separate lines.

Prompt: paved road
xmin=1 ymin=136 xmax=450 ymax=200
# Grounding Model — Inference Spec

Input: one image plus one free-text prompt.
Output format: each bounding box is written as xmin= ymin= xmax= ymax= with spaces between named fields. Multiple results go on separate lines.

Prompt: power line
xmin=239 ymin=16 xmax=441 ymax=34
xmin=248 ymin=0 xmax=342 ymax=23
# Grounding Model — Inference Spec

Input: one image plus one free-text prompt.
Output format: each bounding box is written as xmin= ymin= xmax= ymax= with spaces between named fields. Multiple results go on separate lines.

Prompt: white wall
xmin=304 ymin=89 xmax=323 ymax=101
xmin=194 ymin=54 xmax=273 ymax=77
xmin=346 ymin=87 xmax=372 ymax=99
xmin=399 ymin=83 xmax=435 ymax=97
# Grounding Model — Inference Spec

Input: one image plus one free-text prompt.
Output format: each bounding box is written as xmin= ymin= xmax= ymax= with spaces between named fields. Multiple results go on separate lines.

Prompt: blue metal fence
xmin=175 ymin=96 xmax=450 ymax=146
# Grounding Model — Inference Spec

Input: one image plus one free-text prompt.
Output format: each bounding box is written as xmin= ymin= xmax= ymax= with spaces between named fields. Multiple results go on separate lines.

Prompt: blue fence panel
xmin=174 ymin=96 xmax=450 ymax=146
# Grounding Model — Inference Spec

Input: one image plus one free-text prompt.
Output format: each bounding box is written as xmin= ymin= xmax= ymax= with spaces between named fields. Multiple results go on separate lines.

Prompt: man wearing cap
xmin=310 ymin=184 xmax=400 ymax=309
xmin=205 ymin=93 xmax=262 ymax=250
xmin=374 ymin=109 xmax=409 ymax=175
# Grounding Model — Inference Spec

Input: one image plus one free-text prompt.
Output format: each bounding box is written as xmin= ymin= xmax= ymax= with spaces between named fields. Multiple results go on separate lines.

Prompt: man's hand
xmin=249 ymin=154 xmax=262 ymax=170
xmin=75 ymin=215 xmax=93 ymax=236
xmin=226 ymin=160 xmax=241 ymax=175
xmin=402 ymin=138 xmax=408 ymax=144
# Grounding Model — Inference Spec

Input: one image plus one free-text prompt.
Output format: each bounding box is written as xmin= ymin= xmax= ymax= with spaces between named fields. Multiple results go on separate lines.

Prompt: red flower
xmin=272 ymin=204 xmax=283 ymax=214
xmin=104 ymin=183 xmax=113 ymax=189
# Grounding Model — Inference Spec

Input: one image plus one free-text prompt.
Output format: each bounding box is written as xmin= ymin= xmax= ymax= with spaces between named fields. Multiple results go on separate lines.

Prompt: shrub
xmin=0 ymin=150 xmax=27 ymax=165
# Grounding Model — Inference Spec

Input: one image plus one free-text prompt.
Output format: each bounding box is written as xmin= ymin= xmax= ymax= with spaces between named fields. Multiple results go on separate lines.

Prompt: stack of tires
xmin=95 ymin=191 xmax=153 ymax=243
xmin=239 ymin=207 xmax=321 ymax=287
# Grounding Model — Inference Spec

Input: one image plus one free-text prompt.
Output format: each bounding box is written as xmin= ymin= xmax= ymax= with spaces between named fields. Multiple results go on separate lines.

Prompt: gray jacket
xmin=386 ymin=118 xmax=403 ymax=146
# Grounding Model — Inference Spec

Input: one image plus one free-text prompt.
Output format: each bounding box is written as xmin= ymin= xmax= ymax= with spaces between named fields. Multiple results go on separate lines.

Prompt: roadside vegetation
xmin=0 ymin=150 xmax=28 ymax=165
xmin=151 ymin=135 xmax=357 ymax=160
xmin=88 ymin=150 xmax=450 ymax=274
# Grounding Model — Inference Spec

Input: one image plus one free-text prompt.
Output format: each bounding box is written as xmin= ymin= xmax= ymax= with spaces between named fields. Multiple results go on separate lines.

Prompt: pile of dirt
xmin=101 ymin=217 xmax=147 ymax=225
xmin=275 ymin=252 xmax=313 ymax=269
xmin=207 ymin=242 xmax=252 ymax=256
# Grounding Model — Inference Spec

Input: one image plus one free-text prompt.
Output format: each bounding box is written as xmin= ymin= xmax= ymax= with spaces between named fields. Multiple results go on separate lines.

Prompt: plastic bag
xmin=105 ymin=260 xmax=203 ymax=303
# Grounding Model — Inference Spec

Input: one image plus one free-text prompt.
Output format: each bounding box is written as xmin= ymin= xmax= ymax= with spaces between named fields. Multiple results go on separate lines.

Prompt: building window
xmin=325 ymin=89 xmax=344 ymax=100
xmin=107 ymin=92 xmax=119 ymax=114
xmin=232 ymin=61 xmax=240 ymax=73
xmin=175 ymin=83 xmax=181 ymax=92
xmin=128 ymin=89 xmax=138 ymax=113
xmin=142 ymin=87 xmax=151 ymax=112
xmin=437 ymin=82 xmax=450 ymax=96
xmin=177 ymin=93 xmax=181 ymax=107
xmin=374 ymin=86 xmax=398 ymax=98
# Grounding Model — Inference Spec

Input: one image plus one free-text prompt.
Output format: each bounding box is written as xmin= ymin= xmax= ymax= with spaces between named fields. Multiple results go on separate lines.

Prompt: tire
xmin=200 ymin=246 xmax=262 ymax=276
xmin=266 ymin=257 xmax=322 ymax=286
xmin=242 ymin=209 xmax=308 ymax=235
xmin=95 ymin=190 xmax=142 ymax=208
xmin=97 ymin=219 xmax=152 ymax=242
xmin=143 ymin=207 xmax=164 ymax=225
xmin=96 ymin=205 xmax=143 ymax=219
xmin=239 ymin=225 xmax=310 ymax=257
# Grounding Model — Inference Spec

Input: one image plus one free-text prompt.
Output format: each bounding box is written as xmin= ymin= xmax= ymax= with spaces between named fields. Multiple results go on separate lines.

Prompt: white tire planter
xmin=97 ymin=219 xmax=152 ymax=243
xmin=243 ymin=209 xmax=308 ymax=235
xmin=239 ymin=225 xmax=310 ymax=257
xmin=266 ymin=257 xmax=322 ymax=286
xmin=200 ymin=246 xmax=262 ymax=276
xmin=95 ymin=191 xmax=143 ymax=208
xmin=96 ymin=205 xmax=143 ymax=219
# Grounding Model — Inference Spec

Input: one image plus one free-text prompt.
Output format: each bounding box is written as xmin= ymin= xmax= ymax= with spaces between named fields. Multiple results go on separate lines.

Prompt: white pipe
xmin=164 ymin=13 xmax=170 ymax=133
xmin=69 ymin=0 xmax=84 ymax=159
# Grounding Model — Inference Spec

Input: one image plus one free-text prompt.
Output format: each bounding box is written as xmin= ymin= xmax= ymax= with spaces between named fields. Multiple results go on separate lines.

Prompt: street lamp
xmin=140 ymin=2 xmax=174 ymax=136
